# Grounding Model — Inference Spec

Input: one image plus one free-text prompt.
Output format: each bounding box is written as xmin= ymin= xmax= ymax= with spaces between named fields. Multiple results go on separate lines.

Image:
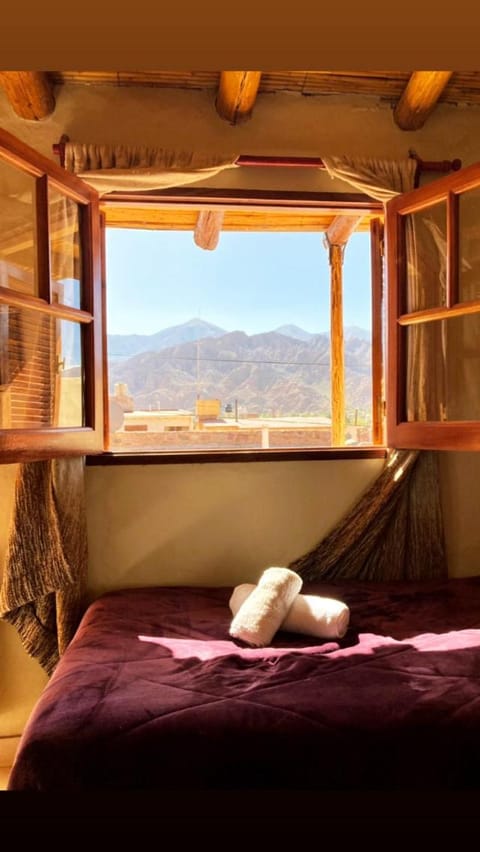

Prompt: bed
xmin=8 ymin=576 xmax=480 ymax=791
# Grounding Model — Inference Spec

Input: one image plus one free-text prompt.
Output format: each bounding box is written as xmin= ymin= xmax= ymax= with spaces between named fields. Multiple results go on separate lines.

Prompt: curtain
xmin=64 ymin=142 xmax=238 ymax=196
xmin=323 ymin=154 xmax=448 ymax=423
xmin=0 ymin=458 xmax=88 ymax=675
xmin=403 ymin=213 xmax=447 ymax=421
xmin=322 ymin=155 xmax=417 ymax=201
xmin=289 ymin=449 xmax=446 ymax=581
xmin=289 ymin=155 xmax=447 ymax=582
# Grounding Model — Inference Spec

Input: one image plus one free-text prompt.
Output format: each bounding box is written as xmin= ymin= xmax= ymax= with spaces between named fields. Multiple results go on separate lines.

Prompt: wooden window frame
xmin=386 ymin=161 xmax=480 ymax=450
xmin=0 ymin=128 xmax=104 ymax=462
xmin=98 ymin=190 xmax=386 ymax=463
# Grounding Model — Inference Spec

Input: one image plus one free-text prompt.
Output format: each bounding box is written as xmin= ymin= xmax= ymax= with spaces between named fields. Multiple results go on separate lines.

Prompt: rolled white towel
xmin=229 ymin=567 xmax=302 ymax=647
xmin=230 ymin=583 xmax=350 ymax=640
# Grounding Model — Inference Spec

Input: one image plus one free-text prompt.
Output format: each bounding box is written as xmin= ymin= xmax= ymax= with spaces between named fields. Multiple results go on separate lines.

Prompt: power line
xmin=109 ymin=354 xmax=331 ymax=367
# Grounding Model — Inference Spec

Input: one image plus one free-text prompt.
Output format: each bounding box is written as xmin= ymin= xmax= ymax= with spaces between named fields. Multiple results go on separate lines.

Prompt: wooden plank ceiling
xmin=47 ymin=70 xmax=480 ymax=104
xmin=2 ymin=71 xmax=480 ymax=130
xmin=102 ymin=205 xmax=378 ymax=234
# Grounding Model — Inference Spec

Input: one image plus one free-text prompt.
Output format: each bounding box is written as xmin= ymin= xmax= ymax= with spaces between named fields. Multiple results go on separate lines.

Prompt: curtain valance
xmin=64 ymin=142 xmax=239 ymax=195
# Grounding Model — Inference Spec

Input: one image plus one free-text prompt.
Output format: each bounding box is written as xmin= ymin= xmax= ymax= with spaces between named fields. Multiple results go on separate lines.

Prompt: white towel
xmin=229 ymin=567 xmax=302 ymax=647
xmin=230 ymin=583 xmax=350 ymax=640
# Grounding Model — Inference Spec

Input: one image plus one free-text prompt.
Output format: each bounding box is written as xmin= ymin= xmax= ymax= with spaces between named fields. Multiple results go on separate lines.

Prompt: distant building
xmin=112 ymin=382 xmax=134 ymax=412
xmin=196 ymin=398 xmax=221 ymax=424
xmin=123 ymin=409 xmax=194 ymax=432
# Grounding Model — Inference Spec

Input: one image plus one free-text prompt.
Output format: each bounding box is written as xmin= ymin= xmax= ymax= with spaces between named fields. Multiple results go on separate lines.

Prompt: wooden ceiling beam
xmin=216 ymin=72 xmax=262 ymax=124
xmin=0 ymin=72 xmax=55 ymax=120
xmin=394 ymin=71 xmax=453 ymax=131
xmin=193 ymin=210 xmax=224 ymax=250
xmin=326 ymin=215 xmax=364 ymax=246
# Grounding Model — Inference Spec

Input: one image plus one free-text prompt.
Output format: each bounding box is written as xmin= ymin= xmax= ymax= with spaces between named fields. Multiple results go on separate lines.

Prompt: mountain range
xmin=107 ymin=319 xmax=372 ymax=417
xmin=108 ymin=318 xmax=226 ymax=358
xmin=108 ymin=318 xmax=371 ymax=358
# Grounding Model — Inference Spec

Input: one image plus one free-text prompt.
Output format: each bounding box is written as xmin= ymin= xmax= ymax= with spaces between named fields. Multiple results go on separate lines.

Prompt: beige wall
xmin=84 ymin=454 xmax=480 ymax=601
xmin=2 ymin=83 xmax=480 ymax=185
xmin=2 ymin=82 xmax=480 ymax=743
xmin=85 ymin=458 xmax=384 ymax=597
xmin=439 ymin=452 xmax=480 ymax=577
xmin=0 ymin=465 xmax=48 ymax=754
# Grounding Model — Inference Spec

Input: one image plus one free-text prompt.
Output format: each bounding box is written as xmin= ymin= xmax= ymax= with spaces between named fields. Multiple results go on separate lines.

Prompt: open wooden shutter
xmin=0 ymin=127 xmax=104 ymax=461
xmin=386 ymin=161 xmax=480 ymax=450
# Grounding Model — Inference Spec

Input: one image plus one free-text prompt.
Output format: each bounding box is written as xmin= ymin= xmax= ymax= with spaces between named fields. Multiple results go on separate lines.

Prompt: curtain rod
xmin=52 ymin=136 xmax=462 ymax=181
xmin=235 ymin=153 xmax=463 ymax=179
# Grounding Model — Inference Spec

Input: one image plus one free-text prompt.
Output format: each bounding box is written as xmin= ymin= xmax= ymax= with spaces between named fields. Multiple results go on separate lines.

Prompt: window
xmin=103 ymin=197 xmax=385 ymax=457
xmin=0 ymin=127 xmax=103 ymax=460
xmin=386 ymin=161 xmax=480 ymax=450
xmin=6 ymin=125 xmax=480 ymax=462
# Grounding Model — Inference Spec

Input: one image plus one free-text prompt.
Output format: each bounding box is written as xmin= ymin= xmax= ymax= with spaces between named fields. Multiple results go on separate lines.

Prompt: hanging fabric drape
xmin=289 ymin=450 xmax=446 ymax=581
xmin=321 ymin=155 xmax=418 ymax=201
xmin=64 ymin=142 xmax=239 ymax=195
xmin=323 ymin=153 xmax=447 ymax=422
xmin=0 ymin=457 xmax=88 ymax=674
xmin=289 ymin=155 xmax=447 ymax=582
xmin=403 ymin=212 xmax=447 ymax=421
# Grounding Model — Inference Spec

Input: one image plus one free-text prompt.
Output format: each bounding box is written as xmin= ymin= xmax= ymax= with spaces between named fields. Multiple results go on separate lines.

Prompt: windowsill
xmin=86 ymin=447 xmax=388 ymax=465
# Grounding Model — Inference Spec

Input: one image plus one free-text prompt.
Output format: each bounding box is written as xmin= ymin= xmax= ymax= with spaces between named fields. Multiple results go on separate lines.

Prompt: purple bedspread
xmin=9 ymin=577 xmax=480 ymax=790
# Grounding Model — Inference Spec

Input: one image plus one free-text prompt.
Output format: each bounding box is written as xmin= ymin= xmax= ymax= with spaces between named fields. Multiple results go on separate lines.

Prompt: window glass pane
xmin=49 ymin=188 xmax=82 ymax=309
xmin=405 ymin=201 xmax=447 ymax=313
xmin=405 ymin=313 xmax=480 ymax=421
xmin=106 ymin=221 xmax=374 ymax=452
xmin=0 ymin=305 xmax=84 ymax=428
xmin=0 ymin=159 xmax=37 ymax=296
xmin=458 ymin=188 xmax=480 ymax=303
xmin=56 ymin=320 xmax=84 ymax=427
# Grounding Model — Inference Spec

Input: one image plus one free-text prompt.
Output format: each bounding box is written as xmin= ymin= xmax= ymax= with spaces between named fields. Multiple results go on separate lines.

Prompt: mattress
xmin=8 ymin=577 xmax=480 ymax=791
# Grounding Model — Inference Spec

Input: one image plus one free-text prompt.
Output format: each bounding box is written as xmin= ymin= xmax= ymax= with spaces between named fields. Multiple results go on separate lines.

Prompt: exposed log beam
xmin=193 ymin=210 xmax=224 ymax=250
xmin=394 ymin=71 xmax=453 ymax=131
xmin=0 ymin=72 xmax=55 ymax=121
xmin=216 ymin=72 xmax=262 ymax=124
xmin=326 ymin=215 xmax=364 ymax=246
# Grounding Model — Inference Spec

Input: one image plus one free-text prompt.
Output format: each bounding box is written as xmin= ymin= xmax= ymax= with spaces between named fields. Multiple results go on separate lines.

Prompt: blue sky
xmin=105 ymin=227 xmax=372 ymax=336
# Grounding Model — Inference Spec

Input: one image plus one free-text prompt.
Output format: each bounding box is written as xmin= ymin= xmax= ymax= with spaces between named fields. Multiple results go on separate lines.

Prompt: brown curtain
xmin=321 ymin=155 xmax=418 ymax=200
xmin=64 ymin=142 xmax=238 ymax=196
xmin=322 ymin=154 xmax=448 ymax=424
xmin=0 ymin=457 xmax=88 ymax=674
xmin=404 ymin=207 xmax=448 ymax=422
xmin=290 ymin=156 xmax=447 ymax=583
xmin=289 ymin=449 xmax=447 ymax=581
